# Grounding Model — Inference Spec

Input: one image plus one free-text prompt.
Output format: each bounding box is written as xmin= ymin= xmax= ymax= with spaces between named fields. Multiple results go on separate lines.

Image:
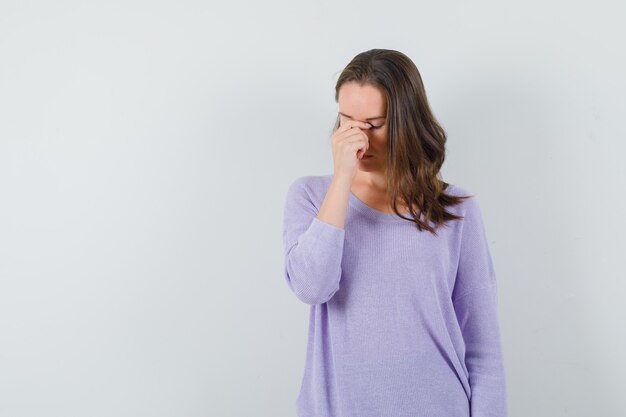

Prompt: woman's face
xmin=337 ymin=81 xmax=388 ymax=171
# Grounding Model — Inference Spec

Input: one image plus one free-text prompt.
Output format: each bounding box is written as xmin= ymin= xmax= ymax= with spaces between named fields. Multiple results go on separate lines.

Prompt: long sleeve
xmin=452 ymin=196 xmax=508 ymax=417
xmin=282 ymin=176 xmax=346 ymax=305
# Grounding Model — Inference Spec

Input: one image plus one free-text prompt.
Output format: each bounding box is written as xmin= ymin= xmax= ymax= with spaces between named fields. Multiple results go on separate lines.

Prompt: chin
xmin=357 ymin=165 xmax=376 ymax=172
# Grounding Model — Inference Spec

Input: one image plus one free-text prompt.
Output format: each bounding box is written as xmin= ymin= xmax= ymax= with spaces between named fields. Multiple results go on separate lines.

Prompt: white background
xmin=1 ymin=1 xmax=624 ymax=416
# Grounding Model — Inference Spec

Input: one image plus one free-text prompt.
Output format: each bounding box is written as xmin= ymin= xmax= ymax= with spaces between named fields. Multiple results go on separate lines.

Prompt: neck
xmin=355 ymin=171 xmax=388 ymax=191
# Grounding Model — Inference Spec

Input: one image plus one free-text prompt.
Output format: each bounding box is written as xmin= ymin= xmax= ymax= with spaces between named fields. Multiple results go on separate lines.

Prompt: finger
xmin=347 ymin=137 xmax=370 ymax=154
xmin=338 ymin=119 xmax=371 ymax=133
xmin=340 ymin=134 xmax=369 ymax=151
xmin=343 ymin=129 xmax=370 ymax=145
xmin=339 ymin=125 xmax=371 ymax=143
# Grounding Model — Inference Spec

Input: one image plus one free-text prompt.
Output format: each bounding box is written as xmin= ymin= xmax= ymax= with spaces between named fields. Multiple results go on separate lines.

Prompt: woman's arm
xmin=452 ymin=195 xmax=508 ymax=417
xmin=281 ymin=176 xmax=348 ymax=305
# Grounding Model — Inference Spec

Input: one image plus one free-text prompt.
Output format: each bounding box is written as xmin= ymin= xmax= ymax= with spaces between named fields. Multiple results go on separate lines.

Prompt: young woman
xmin=282 ymin=49 xmax=507 ymax=417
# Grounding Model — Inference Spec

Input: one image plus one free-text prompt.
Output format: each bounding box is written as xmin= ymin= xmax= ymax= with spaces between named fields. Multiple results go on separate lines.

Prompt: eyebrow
xmin=338 ymin=112 xmax=386 ymax=121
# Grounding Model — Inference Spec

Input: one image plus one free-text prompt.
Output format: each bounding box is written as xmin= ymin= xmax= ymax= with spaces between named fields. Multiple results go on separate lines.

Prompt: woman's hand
xmin=331 ymin=120 xmax=371 ymax=180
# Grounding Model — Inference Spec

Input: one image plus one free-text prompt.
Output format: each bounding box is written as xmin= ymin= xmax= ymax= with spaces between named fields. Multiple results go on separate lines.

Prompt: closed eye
xmin=370 ymin=125 xmax=383 ymax=129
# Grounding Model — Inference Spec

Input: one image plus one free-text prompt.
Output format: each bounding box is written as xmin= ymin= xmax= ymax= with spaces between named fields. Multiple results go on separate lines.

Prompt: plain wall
xmin=1 ymin=1 xmax=624 ymax=416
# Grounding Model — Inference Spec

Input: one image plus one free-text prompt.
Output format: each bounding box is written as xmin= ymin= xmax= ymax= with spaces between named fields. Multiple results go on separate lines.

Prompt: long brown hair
xmin=333 ymin=48 xmax=472 ymax=235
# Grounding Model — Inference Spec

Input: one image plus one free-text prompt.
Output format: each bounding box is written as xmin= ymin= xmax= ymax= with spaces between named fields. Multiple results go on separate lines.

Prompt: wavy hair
xmin=333 ymin=48 xmax=471 ymax=235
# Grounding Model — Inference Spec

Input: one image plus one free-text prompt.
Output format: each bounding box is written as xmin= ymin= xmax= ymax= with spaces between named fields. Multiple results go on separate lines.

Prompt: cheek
xmin=371 ymin=129 xmax=388 ymax=141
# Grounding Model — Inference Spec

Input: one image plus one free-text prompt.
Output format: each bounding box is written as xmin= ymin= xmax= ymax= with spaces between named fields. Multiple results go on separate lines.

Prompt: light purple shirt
xmin=282 ymin=174 xmax=507 ymax=417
